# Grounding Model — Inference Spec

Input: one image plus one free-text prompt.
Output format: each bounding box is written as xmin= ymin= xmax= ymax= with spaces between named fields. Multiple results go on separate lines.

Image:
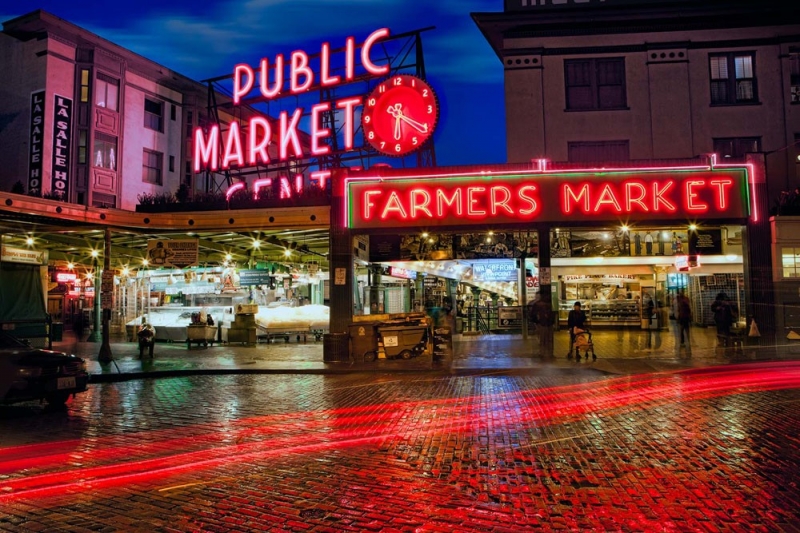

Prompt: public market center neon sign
xmin=345 ymin=167 xmax=751 ymax=229
xmin=193 ymin=28 xmax=390 ymax=180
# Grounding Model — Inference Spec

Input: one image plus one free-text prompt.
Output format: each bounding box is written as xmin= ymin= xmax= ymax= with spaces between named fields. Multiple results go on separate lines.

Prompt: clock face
xmin=362 ymin=74 xmax=438 ymax=157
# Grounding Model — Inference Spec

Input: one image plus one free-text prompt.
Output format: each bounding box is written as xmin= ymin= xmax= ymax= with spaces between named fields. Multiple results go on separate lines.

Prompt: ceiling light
xmin=25 ymin=237 xmax=34 ymax=245
xmin=689 ymin=224 xmax=697 ymax=231
xmin=90 ymin=250 xmax=99 ymax=258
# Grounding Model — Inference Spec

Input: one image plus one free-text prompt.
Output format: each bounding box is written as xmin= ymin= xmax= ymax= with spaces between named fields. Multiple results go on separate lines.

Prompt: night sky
xmin=3 ymin=0 xmax=508 ymax=167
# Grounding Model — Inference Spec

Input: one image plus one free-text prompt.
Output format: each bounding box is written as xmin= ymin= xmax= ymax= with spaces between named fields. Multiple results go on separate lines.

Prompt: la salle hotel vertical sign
xmin=27 ymin=91 xmax=45 ymax=197
xmin=51 ymin=95 xmax=73 ymax=200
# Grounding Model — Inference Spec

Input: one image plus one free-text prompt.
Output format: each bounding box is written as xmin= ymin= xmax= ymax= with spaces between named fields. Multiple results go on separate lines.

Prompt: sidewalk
xmin=52 ymin=326 xmax=789 ymax=382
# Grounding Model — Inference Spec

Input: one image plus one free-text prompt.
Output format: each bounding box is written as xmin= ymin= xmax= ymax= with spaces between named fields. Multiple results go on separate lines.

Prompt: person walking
xmin=530 ymin=296 xmax=555 ymax=356
xmin=672 ymin=291 xmax=692 ymax=355
xmin=711 ymin=292 xmax=737 ymax=347
xmin=566 ymin=301 xmax=587 ymax=359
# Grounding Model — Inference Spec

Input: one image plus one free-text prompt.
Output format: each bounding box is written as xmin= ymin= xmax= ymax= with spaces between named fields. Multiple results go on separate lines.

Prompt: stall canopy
xmin=0 ymin=262 xmax=46 ymax=321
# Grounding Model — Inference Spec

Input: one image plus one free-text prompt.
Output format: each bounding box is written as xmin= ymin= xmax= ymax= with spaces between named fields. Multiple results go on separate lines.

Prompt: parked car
xmin=0 ymin=331 xmax=89 ymax=406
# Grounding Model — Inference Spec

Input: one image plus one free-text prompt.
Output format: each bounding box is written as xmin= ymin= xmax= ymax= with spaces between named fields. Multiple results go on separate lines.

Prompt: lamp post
xmin=98 ymin=228 xmax=113 ymax=362
xmin=87 ymin=249 xmax=101 ymax=342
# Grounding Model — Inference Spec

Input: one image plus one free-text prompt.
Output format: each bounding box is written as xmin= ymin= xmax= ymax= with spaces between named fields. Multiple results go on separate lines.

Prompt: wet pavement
xmin=1 ymin=327 xmax=799 ymax=531
xmin=47 ymin=324 xmax=791 ymax=380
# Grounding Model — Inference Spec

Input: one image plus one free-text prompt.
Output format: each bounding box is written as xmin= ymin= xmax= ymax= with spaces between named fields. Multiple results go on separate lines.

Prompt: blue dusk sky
xmin=3 ymin=0 xmax=508 ymax=167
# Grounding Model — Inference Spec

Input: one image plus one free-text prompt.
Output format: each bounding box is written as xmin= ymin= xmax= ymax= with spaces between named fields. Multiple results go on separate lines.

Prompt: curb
xmin=87 ymin=362 xmax=646 ymax=383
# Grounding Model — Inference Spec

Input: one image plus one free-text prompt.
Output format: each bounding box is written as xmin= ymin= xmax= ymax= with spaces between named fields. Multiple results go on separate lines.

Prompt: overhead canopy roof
xmin=0 ymin=192 xmax=331 ymax=273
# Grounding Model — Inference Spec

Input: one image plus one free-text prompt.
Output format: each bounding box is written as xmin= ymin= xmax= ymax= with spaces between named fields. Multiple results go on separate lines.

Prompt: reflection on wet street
xmin=1 ymin=362 xmax=799 ymax=531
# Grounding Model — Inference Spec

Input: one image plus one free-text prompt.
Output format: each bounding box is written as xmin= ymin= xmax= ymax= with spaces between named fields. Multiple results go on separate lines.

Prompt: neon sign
xmin=389 ymin=266 xmax=417 ymax=279
xmin=55 ymin=272 xmax=77 ymax=283
xmin=345 ymin=168 xmax=750 ymax=229
xmin=194 ymin=28 xmax=391 ymax=176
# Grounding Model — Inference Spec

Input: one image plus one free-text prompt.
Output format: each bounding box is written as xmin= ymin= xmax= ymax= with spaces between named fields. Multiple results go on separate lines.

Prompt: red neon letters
xmin=196 ymin=29 xmax=390 ymax=174
xmin=347 ymin=172 xmax=747 ymax=228
xmin=232 ymin=28 xmax=389 ymax=104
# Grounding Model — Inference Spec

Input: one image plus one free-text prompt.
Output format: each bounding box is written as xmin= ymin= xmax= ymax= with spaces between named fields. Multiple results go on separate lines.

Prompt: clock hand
xmin=386 ymin=104 xmax=428 ymax=137
xmin=397 ymin=113 xmax=428 ymax=133
xmin=388 ymin=104 xmax=403 ymax=140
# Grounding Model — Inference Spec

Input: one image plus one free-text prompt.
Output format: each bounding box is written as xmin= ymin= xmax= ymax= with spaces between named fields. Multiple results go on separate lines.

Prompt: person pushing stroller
xmin=567 ymin=301 xmax=592 ymax=360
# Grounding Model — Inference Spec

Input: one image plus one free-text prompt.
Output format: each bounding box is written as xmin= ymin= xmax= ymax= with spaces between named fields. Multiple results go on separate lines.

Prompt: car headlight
xmin=16 ymin=366 xmax=42 ymax=378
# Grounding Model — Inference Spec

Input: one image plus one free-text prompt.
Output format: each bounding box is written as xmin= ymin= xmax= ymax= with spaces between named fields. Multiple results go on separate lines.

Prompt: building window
xmin=171 ymin=104 xmax=177 ymax=121
xmin=709 ymin=52 xmax=757 ymax=105
xmin=93 ymin=133 xmax=117 ymax=170
xmin=791 ymin=54 xmax=800 ymax=103
xmin=781 ymin=247 xmax=800 ymax=278
xmin=78 ymin=130 xmax=88 ymax=164
xmin=186 ymin=110 xmax=194 ymax=137
xmin=564 ymin=58 xmax=626 ymax=110
xmin=143 ymin=149 xmax=163 ymax=185
xmin=144 ymin=98 xmax=164 ymax=132
xmin=80 ymin=69 xmax=90 ymax=103
xmin=95 ymin=73 xmax=119 ymax=111
xmin=568 ymin=140 xmax=630 ymax=162
xmin=169 ymin=155 xmax=175 ymax=173
xmin=794 ymin=133 xmax=800 ymax=179
xmin=713 ymin=137 xmax=760 ymax=159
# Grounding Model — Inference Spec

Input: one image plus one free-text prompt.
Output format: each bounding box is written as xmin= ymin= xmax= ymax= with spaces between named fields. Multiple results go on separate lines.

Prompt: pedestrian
xmin=566 ymin=301 xmax=587 ymax=359
xmin=137 ymin=323 xmax=156 ymax=358
xmin=672 ymin=291 xmax=692 ymax=355
xmin=634 ymin=232 xmax=641 ymax=255
xmin=711 ymin=292 xmax=737 ymax=347
xmin=530 ymin=296 xmax=555 ymax=355
xmin=645 ymin=232 xmax=653 ymax=255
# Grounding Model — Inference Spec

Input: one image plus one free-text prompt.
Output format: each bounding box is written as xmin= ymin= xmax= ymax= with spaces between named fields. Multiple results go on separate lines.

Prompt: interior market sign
xmin=345 ymin=167 xmax=751 ymax=229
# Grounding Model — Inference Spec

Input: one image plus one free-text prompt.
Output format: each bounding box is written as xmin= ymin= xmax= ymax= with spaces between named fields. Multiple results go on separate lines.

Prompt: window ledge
xmin=563 ymin=107 xmax=630 ymax=113
xmin=709 ymin=101 xmax=762 ymax=108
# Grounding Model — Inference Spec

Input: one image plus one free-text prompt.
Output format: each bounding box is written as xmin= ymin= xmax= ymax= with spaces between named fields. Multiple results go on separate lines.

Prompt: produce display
xmin=254 ymin=304 xmax=330 ymax=331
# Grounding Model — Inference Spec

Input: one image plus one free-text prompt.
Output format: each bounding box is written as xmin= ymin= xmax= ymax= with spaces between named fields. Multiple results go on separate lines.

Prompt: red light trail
xmin=0 ymin=362 xmax=798 ymax=504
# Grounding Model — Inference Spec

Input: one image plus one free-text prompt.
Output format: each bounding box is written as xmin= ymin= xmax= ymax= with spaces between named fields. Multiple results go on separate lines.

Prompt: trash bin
xmin=51 ymin=322 xmax=63 ymax=342
xmin=348 ymin=323 xmax=379 ymax=362
xmin=378 ymin=326 xmax=429 ymax=360
xmin=323 ymin=332 xmax=350 ymax=362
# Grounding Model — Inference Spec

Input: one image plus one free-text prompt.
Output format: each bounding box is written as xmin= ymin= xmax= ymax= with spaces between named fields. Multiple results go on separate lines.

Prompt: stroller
xmin=570 ymin=327 xmax=596 ymax=361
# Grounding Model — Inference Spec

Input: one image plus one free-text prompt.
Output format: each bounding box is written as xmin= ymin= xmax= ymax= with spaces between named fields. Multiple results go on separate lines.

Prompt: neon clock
xmin=362 ymin=74 xmax=438 ymax=156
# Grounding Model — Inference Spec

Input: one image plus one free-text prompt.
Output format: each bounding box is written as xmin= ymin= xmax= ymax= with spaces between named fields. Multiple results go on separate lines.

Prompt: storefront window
xmin=782 ymin=247 xmax=800 ymax=278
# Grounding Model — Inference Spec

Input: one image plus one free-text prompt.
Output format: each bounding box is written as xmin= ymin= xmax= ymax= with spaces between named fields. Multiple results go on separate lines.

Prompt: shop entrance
xmin=354 ymin=230 xmax=541 ymax=346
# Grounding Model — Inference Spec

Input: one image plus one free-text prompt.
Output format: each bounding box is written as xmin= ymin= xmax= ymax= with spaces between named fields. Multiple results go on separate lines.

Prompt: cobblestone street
xmin=2 ymin=361 xmax=799 ymax=532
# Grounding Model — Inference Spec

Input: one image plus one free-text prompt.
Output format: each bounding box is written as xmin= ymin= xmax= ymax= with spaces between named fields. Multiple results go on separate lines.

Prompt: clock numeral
xmin=412 ymin=137 xmax=418 ymax=145
xmin=379 ymin=85 xmax=386 ymax=93
xmin=422 ymin=89 xmax=428 ymax=97
xmin=368 ymin=98 xmax=376 ymax=106
xmin=364 ymin=115 xmax=371 ymax=123
xmin=427 ymin=105 xmax=433 ymax=114
xmin=411 ymin=79 xmax=416 ymax=87
xmin=368 ymin=131 xmax=375 ymax=140
xmin=395 ymin=144 xmax=401 ymax=152
xmin=393 ymin=77 xmax=402 ymax=86
xmin=380 ymin=142 xmax=385 ymax=149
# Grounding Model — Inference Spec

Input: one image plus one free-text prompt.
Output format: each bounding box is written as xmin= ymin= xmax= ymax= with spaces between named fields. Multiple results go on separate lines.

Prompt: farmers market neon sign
xmin=345 ymin=167 xmax=751 ymax=229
